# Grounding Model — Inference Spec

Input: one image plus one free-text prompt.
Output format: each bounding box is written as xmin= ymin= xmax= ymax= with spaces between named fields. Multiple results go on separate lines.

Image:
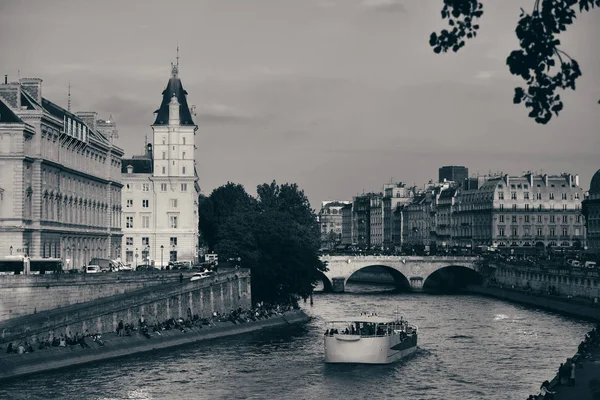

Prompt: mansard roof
xmin=0 ymin=98 xmax=24 ymax=123
xmin=153 ymin=77 xmax=195 ymax=126
xmin=591 ymin=169 xmax=600 ymax=195
xmin=121 ymin=157 xmax=153 ymax=174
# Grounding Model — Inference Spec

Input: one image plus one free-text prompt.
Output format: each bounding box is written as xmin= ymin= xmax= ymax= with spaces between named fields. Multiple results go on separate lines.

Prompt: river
xmin=0 ymin=283 xmax=593 ymax=400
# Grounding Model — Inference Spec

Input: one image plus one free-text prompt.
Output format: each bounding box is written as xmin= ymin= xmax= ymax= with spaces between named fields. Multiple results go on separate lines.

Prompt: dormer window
xmin=127 ymin=165 xmax=133 ymax=174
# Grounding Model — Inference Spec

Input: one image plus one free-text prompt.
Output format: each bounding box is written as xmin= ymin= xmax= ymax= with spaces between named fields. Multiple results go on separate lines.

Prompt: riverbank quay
xmin=552 ymin=345 xmax=600 ymax=400
xmin=466 ymin=284 xmax=600 ymax=321
xmin=0 ymin=309 xmax=309 ymax=381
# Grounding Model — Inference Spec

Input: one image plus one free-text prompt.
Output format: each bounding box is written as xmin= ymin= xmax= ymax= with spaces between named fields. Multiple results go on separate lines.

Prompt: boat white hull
xmin=324 ymin=334 xmax=417 ymax=364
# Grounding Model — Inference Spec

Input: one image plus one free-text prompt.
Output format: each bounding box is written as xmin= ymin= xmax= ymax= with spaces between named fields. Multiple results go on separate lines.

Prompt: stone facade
xmin=120 ymin=66 xmax=200 ymax=267
xmin=318 ymin=200 xmax=350 ymax=249
xmin=583 ymin=169 xmax=600 ymax=254
xmin=0 ymin=78 xmax=124 ymax=268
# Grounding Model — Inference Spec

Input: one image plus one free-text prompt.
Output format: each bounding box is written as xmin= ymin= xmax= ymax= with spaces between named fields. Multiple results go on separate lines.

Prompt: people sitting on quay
xmin=2 ymin=301 xmax=299 ymax=357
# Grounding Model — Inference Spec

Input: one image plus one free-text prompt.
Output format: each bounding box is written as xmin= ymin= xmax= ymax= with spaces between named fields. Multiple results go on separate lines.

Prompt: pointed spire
xmin=171 ymin=44 xmax=180 ymax=78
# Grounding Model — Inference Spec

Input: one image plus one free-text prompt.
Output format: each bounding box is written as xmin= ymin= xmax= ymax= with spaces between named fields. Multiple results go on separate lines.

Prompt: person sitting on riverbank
xmin=539 ymin=380 xmax=555 ymax=399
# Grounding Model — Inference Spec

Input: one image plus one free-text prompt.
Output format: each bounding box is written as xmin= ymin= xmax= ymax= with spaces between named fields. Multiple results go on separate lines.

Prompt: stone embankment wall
xmin=0 ymin=272 xmax=186 ymax=321
xmin=492 ymin=262 xmax=600 ymax=299
xmin=467 ymin=285 xmax=600 ymax=321
xmin=0 ymin=271 xmax=251 ymax=345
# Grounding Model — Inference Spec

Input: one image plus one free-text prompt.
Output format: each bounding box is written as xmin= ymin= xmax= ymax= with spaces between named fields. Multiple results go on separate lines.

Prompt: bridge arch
xmin=316 ymin=270 xmax=333 ymax=292
xmin=422 ymin=265 xmax=483 ymax=292
xmin=347 ymin=264 xmax=411 ymax=291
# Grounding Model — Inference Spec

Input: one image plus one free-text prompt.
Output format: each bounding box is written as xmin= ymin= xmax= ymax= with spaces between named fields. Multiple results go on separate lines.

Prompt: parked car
xmin=190 ymin=271 xmax=215 ymax=281
xmin=86 ymin=265 xmax=101 ymax=274
xmin=136 ymin=264 xmax=154 ymax=271
xmin=89 ymin=258 xmax=119 ymax=272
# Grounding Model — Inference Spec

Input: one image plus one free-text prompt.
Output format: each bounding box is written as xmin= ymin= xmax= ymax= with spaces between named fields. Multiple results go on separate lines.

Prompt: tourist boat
xmin=324 ymin=313 xmax=418 ymax=364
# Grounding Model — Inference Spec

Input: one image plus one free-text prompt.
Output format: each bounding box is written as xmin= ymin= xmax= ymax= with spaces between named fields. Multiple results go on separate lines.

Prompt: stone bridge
xmin=319 ymin=255 xmax=481 ymax=292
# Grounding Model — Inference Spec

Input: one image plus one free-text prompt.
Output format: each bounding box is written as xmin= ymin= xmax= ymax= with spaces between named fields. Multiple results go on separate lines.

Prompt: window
xmin=550 ymin=227 xmax=555 ymax=236
xmin=537 ymin=228 xmax=543 ymax=236
xmin=126 ymin=251 xmax=133 ymax=263
xmin=525 ymin=215 xmax=530 ymax=223
xmin=575 ymin=228 xmax=580 ymax=236
xmin=524 ymin=192 xmax=529 ymax=200
xmin=126 ymin=184 xmax=131 ymax=191
xmin=576 ymin=215 xmax=581 ymax=223
xmin=161 ymin=183 xmax=167 ymax=192
xmin=126 ymin=216 xmax=134 ymax=228
xmin=498 ymin=192 xmax=504 ymax=200
xmin=575 ymin=193 xmax=580 ymax=200
xmin=511 ymin=192 xmax=517 ymax=200
xmin=524 ymin=204 xmax=529 ymax=211
xmin=126 ymin=199 xmax=133 ymax=208
xmin=538 ymin=204 xmax=543 ymax=211
xmin=512 ymin=228 xmax=518 ymax=237
xmin=181 ymin=183 xmax=187 ymax=192
xmin=142 ymin=199 xmax=149 ymax=208
xmin=162 ymin=136 xmax=166 ymax=145
xmin=562 ymin=228 xmax=568 ymax=236
xmin=170 ymin=215 xmax=178 ymax=228
xmin=182 ymin=166 xmax=186 ymax=174
xmin=162 ymin=152 xmax=166 ymax=159
xmin=170 ymin=237 xmax=178 ymax=246
xmin=170 ymin=250 xmax=177 ymax=262
xmin=499 ymin=215 xmax=504 ymax=223
xmin=549 ymin=192 xmax=554 ymax=200
xmin=162 ymin=166 xmax=166 ymax=174
xmin=499 ymin=204 xmax=504 ymax=211
xmin=182 ymin=137 xmax=186 ymax=145
xmin=512 ymin=216 xmax=517 ymax=223
xmin=562 ymin=215 xmax=567 ymax=223
xmin=536 ymin=193 xmax=542 ymax=200
xmin=561 ymin=193 xmax=567 ymax=200
xmin=142 ymin=237 xmax=150 ymax=246
xmin=499 ymin=227 xmax=505 ymax=237
xmin=142 ymin=215 xmax=150 ymax=229
xmin=126 ymin=237 xmax=133 ymax=246
xmin=562 ymin=204 xmax=567 ymax=211
xmin=550 ymin=215 xmax=555 ymax=223
xmin=537 ymin=215 xmax=542 ymax=223
xmin=170 ymin=199 xmax=178 ymax=208
xmin=142 ymin=183 xmax=149 ymax=192
xmin=182 ymin=152 xmax=186 ymax=159
xmin=512 ymin=204 xmax=517 ymax=211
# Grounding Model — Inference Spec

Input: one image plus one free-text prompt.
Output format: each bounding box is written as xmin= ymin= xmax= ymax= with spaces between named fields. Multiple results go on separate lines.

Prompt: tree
xmin=200 ymin=181 xmax=327 ymax=305
xmin=429 ymin=0 xmax=600 ymax=124
xmin=198 ymin=182 xmax=255 ymax=250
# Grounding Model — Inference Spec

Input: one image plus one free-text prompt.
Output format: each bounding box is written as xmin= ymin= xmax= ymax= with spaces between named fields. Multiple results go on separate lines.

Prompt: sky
xmin=1 ymin=0 xmax=599 ymax=209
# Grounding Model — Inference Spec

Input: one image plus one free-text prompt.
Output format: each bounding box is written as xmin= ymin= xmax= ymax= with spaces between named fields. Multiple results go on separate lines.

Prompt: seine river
xmin=0 ymin=283 xmax=593 ymax=400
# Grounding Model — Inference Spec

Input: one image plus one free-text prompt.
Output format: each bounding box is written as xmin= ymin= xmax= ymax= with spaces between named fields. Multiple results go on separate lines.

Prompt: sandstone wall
xmin=0 ymin=271 xmax=252 ymax=345
xmin=0 ymin=271 xmax=187 ymax=321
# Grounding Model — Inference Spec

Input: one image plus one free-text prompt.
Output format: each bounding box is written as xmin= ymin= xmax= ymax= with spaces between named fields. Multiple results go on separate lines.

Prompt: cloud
xmin=362 ymin=0 xmax=407 ymax=13
xmin=194 ymin=103 xmax=258 ymax=126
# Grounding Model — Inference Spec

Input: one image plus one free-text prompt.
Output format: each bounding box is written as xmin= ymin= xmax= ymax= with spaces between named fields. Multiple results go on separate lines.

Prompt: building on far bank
xmin=454 ymin=173 xmax=585 ymax=252
xmin=120 ymin=64 xmax=200 ymax=267
xmin=382 ymin=183 xmax=413 ymax=250
xmin=318 ymin=200 xmax=350 ymax=250
xmin=439 ymin=165 xmax=468 ymax=186
xmin=0 ymin=77 xmax=124 ymax=268
xmin=341 ymin=203 xmax=353 ymax=246
xmin=583 ymin=169 xmax=600 ymax=254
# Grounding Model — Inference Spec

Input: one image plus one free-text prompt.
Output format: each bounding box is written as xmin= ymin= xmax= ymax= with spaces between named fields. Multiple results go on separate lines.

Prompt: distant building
xmin=0 ymin=77 xmax=124 ymax=267
xmin=318 ymin=200 xmax=350 ymax=249
xmin=439 ymin=165 xmax=468 ymax=186
xmin=352 ymin=194 xmax=378 ymax=248
xmin=341 ymin=203 xmax=353 ymax=246
xmin=120 ymin=64 xmax=200 ymax=267
xmin=454 ymin=173 xmax=585 ymax=252
xmin=382 ymin=183 xmax=413 ymax=249
xmin=583 ymin=169 xmax=600 ymax=253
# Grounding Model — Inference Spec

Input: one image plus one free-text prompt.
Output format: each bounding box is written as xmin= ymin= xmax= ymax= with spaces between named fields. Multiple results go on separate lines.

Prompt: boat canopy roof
xmin=328 ymin=318 xmax=404 ymax=324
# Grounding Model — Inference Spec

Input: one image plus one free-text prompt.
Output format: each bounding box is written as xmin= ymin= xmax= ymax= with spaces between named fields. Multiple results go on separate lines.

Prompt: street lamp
xmin=135 ymin=248 xmax=139 ymax=269
xmin=9 ymin=246 xmax=13 ymax=255
xmin=160 ymin=245 xmax=164 ymax=268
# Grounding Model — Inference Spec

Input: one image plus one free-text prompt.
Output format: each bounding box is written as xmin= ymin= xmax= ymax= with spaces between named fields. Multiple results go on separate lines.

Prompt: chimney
xmin=504 ymin=174 xmax=509 ymax=186
xmin=574 ymin=174 xmax=579 ymax=187
xmin=543 ymin=174 xmax=549 ymax=186
xmin=75 ymin=111 xmax=98 ymax=131
xmin=19 ymin=78 xmax=42 ymax=103
xmin=146 ymin=143 xmax=153 ymax=160
xmin=0 ymin=82 xmax=21 ymax=108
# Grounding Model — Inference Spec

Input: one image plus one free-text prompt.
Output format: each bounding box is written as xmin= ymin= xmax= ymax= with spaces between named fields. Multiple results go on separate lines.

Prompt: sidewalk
xmin=553 ymin=347 xmax=600 ymax=400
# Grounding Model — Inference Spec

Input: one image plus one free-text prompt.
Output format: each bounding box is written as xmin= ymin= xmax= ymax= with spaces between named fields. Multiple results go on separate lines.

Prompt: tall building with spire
xmin=120 ymin=61 xmax=200 ymax=267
